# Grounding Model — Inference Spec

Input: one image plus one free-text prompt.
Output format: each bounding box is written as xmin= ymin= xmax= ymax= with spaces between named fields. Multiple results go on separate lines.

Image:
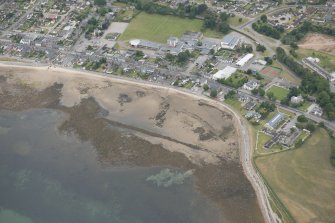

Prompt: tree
xmin=219 ymin=23 xmax=230 ymax=34
xmin=256 ymin=44 xmax=266 ymax=52
xmin=259 ymin=87 xmax=265 ymax=97
xmin=203 ymin=84 xmax=209 ymax=91
xmin=260 ymin=14 xmax=267 ymax=23
xmin=238 ymin=18 xmax=243 ymax=23
xmin=306 ymin=123 xmax=316 ymax=132
xmin=94 ymin=0 xmax=106 ymax=6
xmin=210 ymin=89 xmax=218 ymax=98
xmin=297 ymin=115 xmax=308 ymax=122
xmin=267 ymin=91 xmax=276 ymax=101
xmin=251 ymin=88 xmax=259 ymax=95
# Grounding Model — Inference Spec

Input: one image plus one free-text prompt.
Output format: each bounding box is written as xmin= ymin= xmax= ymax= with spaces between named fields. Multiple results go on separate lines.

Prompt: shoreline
xmin=0 ymin=61 xmax=279 ymax=223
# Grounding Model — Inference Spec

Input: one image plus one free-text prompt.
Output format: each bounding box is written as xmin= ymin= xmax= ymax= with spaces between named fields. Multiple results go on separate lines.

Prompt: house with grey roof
xmin=265 ymin=112 xmax=285 ymax=130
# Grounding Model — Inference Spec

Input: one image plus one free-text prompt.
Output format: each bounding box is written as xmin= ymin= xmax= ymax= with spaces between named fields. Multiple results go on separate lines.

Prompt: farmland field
xmin=119 ymin=12 xmax=204 ymax=43
xmin=255 ymin=129 xmax=335 ymax=223
xmin=266 ymin=85 xmax=289 ymax=101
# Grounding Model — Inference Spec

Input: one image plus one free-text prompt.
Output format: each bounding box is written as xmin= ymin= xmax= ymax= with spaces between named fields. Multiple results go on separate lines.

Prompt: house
xmin=311 ymin=105 xmax=323 ymax=116
xmin=213 ymin=66 xmax=237 ymax=80
xmin=236 ymin=53 xmax=254 ymax=67
xmin=244 ymin=101 xmax=257 ymax=110
xmin=220 ymin=34 xmax=240 ymax=50
xmin=243 ymin=80 xmax=259 ymax=91
xmin=265 ymin=112 xmax=285 ymax=130
xmin=290 ymin=95 xmax=304 ymax=104
xmin=167 ymin=37 xmax=179 ymax=47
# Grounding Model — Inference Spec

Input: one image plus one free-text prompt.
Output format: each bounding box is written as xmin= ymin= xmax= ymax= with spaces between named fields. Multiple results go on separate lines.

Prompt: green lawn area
xmin=297 ymin=48 xmax=335 ymax=73
xmin=255 ymin=128 xmax=335 ymax=223
xmin=119 ymin=12 xmax=204 ymax=43
xmin=228 ymin=16 xmax=248 ymax=27
xmin=266 ymin=85 xmax=289 ymax=101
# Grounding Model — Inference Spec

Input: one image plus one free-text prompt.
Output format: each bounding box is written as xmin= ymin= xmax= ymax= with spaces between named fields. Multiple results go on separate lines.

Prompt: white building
xmin=243 ymin=80 xmax=259 ymax=90
xmin=167 ymin=37 xmax=179 ymax=47
xmin=306 ymin=57 xmax=320 ymax=63
xmin=290 ymin=95 xmax=304 ymax=104
xmin=329 ymin=72 xmax=335 ymax=82
xmin=236 ymin=53 xmax=254 ymax=67
xmin=213 ymin=66 xmax=237 ymax=80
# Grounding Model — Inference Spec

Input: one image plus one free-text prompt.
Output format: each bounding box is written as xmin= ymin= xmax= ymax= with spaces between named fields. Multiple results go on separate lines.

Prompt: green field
xmin=267 ymin=85 xmax=289 ymax=101
xmin=297 ymin=48 xmax=335 ymax=73
xmin=119 ymin=12 xmax=204 ymax=43
xmin=255 ymin=129 xmax=335 ymax=223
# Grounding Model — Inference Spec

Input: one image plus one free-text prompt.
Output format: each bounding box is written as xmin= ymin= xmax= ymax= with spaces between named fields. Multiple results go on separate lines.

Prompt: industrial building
xmin=236 ymin=53 xmax=254 ymax=67
xmin=212 ymin=66 xmax=237 ymax=80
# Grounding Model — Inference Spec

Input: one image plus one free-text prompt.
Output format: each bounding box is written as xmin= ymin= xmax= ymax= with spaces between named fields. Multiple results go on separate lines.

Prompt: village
xmin=0 ymin=0 xmax=334 ymax=154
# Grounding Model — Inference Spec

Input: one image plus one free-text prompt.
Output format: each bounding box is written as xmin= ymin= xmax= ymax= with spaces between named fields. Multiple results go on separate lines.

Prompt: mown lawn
xmin=255 ymin=128 xmax=335 ymax=223
xmin=119 ymin=12 xmax=204 ymax=43
xmin=266 ymin=85 xmax=289 ymax=101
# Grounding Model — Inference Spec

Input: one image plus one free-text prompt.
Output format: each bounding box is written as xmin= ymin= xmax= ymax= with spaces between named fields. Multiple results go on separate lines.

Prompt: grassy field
xmin=297 ymin=48 xmax=335 ymax=73
xmin=255 ymin=128 xmax=335 ymax=223
xmin=267 ymin=85 xmax=289 ymax=101
xmin=119 ymin=12 xmax=204 ymax=43
xmin=228 ymin=16 xmax=248 ymax=27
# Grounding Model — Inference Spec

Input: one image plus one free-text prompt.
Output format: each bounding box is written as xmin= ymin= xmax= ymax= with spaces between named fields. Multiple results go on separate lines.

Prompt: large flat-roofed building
xmin=212 ymin=66 xmax=237 ymax=80
xmin=129 ymin=39 xmax=161 ymax=51
xmin=221 ymin=34 xmax=240 ymax=50
xmin=236 ymin=53 xmax=254 ymax=67
xmin=265 ymin=112 xmax=285 ymax=130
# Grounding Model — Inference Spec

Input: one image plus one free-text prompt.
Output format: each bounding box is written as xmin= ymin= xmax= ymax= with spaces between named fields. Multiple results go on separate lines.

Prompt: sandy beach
xmin=0 ymin=63 xmax=265 ymax=223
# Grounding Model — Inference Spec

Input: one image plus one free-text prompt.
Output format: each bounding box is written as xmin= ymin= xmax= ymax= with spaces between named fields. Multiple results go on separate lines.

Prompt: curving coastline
xmin=0 ymin=61 xmax=278 ymax=223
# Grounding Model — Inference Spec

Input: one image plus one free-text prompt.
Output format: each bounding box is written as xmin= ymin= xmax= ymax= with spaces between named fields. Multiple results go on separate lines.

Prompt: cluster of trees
xmin=236 ymin=43 xmax=253 ymax=54
xmin=256 ymin=44 xmax=266 ymax=52
xmin=282 ymin=21 xmax=335 ymax=45
xmin=94 ymin=0 xmax=106 ymax=6
xmin=224 ymin=90 xmax=237 ymax=100
xmin=10 ymin=34 xmax=22 ymax=43
xmin=276 ymin=47 xmax=335 ymax=119
xmin=218 ymin=73 xmax=248 ymax=88
xmin=252 ymin=20 xmax=284 ymax=39
xmin=165 ymin=50 xmax=193 ymax=65
xmin=203 ymin=11 xmax=230 ymax=34
xmin=82 ymin=57 xmax=107 ymax=70
xmin=256 ymin=101 xmax=276 ymax=119
xmin=251 ymin=87 xmax=265 ymax=96
xmin=252 ymin=15 xmax=284 ymax=39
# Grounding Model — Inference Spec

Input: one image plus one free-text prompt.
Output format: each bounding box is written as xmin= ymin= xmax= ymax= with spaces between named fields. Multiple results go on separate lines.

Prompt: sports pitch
xmin=259 ymin=66 xmax=281 ymax=78
xmin=119 ymin=12 xmax=203 ymax=43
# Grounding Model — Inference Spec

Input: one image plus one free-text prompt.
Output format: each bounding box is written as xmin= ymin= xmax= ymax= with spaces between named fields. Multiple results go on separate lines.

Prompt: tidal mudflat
xmin=0 ymin=65 xmax=264 ymax=223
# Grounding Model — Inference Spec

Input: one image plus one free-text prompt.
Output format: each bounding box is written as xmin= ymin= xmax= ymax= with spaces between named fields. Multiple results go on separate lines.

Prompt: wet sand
xmin=0 ymin=65 xmax=264 ymax=223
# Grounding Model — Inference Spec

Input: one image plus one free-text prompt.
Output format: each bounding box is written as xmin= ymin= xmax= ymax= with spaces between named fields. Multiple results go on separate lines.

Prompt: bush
xmin=203 ymin=84 xmax=209 ymax=91
xmin=210 ymin=89 xmax=218 ymax=98
xmin=297 ymin=115 xmax=308 ymax=122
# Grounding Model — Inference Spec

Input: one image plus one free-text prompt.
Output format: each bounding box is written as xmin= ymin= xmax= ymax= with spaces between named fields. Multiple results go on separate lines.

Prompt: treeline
xmin=117 ymin=0 xmax=230 ymax=34
xmin=276 ymin=47 xmax=335 ymax=119
xmin=118 ymin=0 xmax=207 ymax=18
xmin=282 ymin=21 xmax=335 ymax=45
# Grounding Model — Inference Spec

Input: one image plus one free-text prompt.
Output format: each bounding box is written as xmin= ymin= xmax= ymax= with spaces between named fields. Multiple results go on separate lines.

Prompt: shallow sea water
xmin=0 ymin=109 xmax=222 ymax=223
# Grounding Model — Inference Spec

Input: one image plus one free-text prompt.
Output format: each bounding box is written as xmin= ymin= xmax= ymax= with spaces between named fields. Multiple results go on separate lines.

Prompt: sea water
xmin=0 ymin=109 xmax=221 ymax=223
